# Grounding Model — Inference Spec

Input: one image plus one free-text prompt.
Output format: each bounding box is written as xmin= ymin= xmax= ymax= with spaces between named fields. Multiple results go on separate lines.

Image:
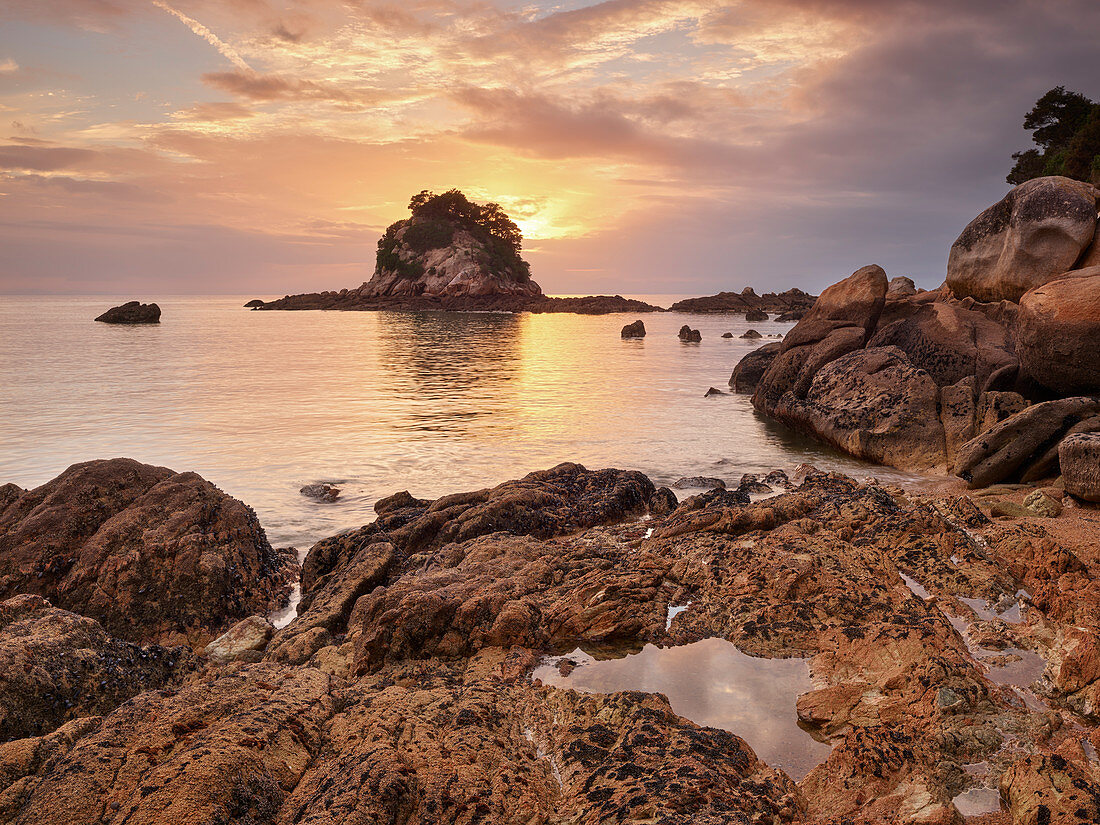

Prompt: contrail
xmin=151 ymin=1 xmax=252 ymax=73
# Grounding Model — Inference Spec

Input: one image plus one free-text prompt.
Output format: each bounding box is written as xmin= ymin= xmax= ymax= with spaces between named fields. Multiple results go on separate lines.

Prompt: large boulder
xmin=777 ymin=346 xmax=947 ymax=470
xmin=0 ymin=458 xmax=297 ymax=646
xmin=867 ymin=300 xmax=1017 ymax=390
xmin=947 ymin=176 xmax=1098 ymax=302
xmin=0 ymin=594 xmax=193 ymax=741
xmin=1016 ymin=267 xmax=1100 ymax=394
xmin=94 ymin=301 xmax=160 ymax=324
xmin=620 ymin=319 xmax=645 ymax=338
xmin=729 ymin=341 xmax=782 ymax=391
xmin=1060 ymin=433 xmax=1100 ymax=502
xmin=954 ymin=397 xmax=1100 ymax=487
xmin=753 ymin=264 xmax=888 ymax=412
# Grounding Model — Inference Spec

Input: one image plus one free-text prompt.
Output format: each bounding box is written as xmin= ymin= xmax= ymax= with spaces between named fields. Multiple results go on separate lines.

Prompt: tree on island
xmin=1008 ymin=86 xmax=1100 ymax=185
xmin=376 ymin=189 xmax=531 ymax=281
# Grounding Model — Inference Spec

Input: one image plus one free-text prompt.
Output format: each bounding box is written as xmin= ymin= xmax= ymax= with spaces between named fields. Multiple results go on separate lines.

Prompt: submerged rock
xmin=300 ymin=482 xmax=341 ymax=502
xmin=94 ymin=301 xmax=160 ymax=324
xmin=0 ymin=458 xmax=297 ymax=646
xmin=671 ymin=476 xmax=726 ymax=489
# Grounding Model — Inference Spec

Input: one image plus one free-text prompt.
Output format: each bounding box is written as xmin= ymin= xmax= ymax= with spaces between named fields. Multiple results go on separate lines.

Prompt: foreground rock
xmin=729 ymin=341 xmax=782 ymax=391
xmin=947 ymin=176 xmax=1098 ymax=302
xmin=93 ymin=301 xmax=160 ymax=324
xmin=0 ymin=458 xmax=296 ymax=646
xmin=268 ymin=463 xmax=667 ymax=664
xmin=0 ymin=594 xmax=193 ymax=741
xmin=6 ymin=463 xmax=1100 ymax=822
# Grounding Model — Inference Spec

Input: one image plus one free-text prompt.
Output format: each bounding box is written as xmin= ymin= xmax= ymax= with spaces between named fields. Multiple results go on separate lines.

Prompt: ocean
xmin=0 ymin=295 xmax=920 ymax=552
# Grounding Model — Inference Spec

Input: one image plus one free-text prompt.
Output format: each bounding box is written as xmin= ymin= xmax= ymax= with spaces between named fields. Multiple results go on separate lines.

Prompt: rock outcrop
xmin=947 ymin=176 xmax=1098 ymax=302
xmin=677 ymin=325 xmax=701 ymax=342
xmin=0 ymin=458 xmax=297 ymax=646
xmin=620 ymin=319 xmax=646 ymax=338
xmin=94 ymin=301 xmax=160 ymax=324
xmin=735 ymin=177 xmax=1100 ymax=479
xmin=5 ymin=462 xmax=1100 ymax=822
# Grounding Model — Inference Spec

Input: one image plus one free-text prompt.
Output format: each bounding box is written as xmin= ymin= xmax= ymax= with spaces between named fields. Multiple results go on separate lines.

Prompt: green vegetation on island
xmin=376 ymin=189 xmax=531 ymax=282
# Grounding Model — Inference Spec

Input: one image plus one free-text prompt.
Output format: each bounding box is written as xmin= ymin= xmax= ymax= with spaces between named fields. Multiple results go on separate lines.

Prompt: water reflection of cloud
xmin=534 ymin=637 xmax=831 ymax=780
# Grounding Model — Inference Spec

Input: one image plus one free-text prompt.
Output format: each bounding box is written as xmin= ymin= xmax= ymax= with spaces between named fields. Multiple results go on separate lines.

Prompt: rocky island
xmin=252 ymin=190 xmax=663 ymax=315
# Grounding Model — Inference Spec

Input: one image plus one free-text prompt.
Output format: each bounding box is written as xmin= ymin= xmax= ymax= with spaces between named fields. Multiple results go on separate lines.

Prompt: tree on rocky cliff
xmin=407 ymin=189 xmax=524 ymax=258
xmin=376 ymin=190 xmax=531 ymax=281
xmin=1008 ymin=86 xmax=1100 ymax=185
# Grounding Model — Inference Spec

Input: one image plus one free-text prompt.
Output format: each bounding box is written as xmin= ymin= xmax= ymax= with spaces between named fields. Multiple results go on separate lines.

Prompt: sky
xmin=1 ymin=0 xmax=1098 ymax=297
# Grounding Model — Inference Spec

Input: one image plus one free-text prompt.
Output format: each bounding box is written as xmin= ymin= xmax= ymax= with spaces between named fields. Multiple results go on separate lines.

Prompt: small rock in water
xmin=678 ymin=325 xmax=701 ymax=342
xmin=745 ymin=309 xmax=768 ymax=322
xmin=704 ymin=387 xmax=727 ymax=397
xmin=672 ymin=476 xmax=726 ymax=490
xmin=740 ymin=329 xmax=762 ymax=339
xmin=95 ymin=301 xmax=161 ymax=324
xmin=621 ymin=319 xmax=646 ymax=338
xmin=300 ymin=483 xmax=341 ymax=502
xmin=721 ymin=332 xmax=734 ymax=338
xmin=244 ymin=299 xmax=265 ymax=308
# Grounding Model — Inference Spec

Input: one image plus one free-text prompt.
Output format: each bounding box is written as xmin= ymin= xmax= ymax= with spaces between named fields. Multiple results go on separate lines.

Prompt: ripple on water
xmin=531 ymin=637 xmax=831 ymax=781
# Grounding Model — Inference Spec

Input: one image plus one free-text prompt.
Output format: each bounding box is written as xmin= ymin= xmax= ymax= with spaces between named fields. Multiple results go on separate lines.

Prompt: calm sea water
xmin=1 ymin=295 xmax=918 ymax=550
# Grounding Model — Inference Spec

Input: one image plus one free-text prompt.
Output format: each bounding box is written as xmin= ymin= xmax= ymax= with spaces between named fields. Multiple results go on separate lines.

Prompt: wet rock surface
xmin=0 ymin=458 xmax=297 ymax=646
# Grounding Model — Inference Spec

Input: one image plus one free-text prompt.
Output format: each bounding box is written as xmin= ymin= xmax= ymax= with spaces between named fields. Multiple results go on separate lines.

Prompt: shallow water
xmin=0 ymin=295 xmax=921 ymax=549
xmin=531 ymin=637 xmax=832 ymax=781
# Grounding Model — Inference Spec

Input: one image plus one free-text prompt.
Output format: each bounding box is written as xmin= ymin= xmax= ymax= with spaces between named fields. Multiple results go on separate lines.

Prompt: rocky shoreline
xmin=731 ymin=176 xmax=1100 ymax=489
xmin=3 ymin=457 xmax=1100 ymax=823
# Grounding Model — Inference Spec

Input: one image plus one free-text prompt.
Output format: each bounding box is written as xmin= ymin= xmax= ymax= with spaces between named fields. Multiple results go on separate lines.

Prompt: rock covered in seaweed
xmin=0 ymin=458 xmax=297 ymax=646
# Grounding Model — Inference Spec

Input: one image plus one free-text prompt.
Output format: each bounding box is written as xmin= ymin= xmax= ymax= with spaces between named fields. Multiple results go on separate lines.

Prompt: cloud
xmin=0 ymin=59 xmax=18 ymax=74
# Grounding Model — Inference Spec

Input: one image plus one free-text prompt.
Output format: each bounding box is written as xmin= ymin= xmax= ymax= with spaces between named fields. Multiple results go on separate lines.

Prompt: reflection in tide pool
xmin=1 ymin=295 xmax=925 ymax=551
xmin=532 ymin=637 xmax=831 ymax=781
